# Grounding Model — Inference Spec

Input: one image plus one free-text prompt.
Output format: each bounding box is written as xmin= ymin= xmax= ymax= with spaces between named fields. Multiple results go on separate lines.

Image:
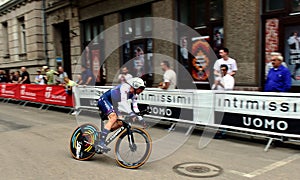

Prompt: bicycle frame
xmin=99 ymin=116 xmax=133 ymax=147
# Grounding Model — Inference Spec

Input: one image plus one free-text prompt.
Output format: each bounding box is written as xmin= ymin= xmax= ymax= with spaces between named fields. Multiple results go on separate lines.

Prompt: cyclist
xmin=97 ymin=77 xmax=147 ymax=151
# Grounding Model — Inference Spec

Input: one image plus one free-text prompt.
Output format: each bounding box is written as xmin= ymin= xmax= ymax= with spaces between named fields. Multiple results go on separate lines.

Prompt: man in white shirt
xmin=118 ymin=66 xmax=133 ymax=83
xmin=158 ymin=61 xmax=177 ymax=90
xmin=212 ymin=64 xmax=235 ymax=90
xmin=213 ymin=48 xmax=238 ymax=78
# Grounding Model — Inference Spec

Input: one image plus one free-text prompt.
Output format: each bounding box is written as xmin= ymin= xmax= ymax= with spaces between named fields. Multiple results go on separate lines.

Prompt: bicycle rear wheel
xmin=70 ymin=123 xmax=99 ymax=160
xmin=115 ymin=127 xmax=152 ymax=169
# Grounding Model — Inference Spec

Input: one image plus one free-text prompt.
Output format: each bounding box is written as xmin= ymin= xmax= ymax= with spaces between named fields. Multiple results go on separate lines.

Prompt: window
xmin=179 ymin=0 xmax=223 ymax=28
xmin=265 ymin=0 xmax=285 ymax=12
xmin=83 ymin=17 xmax=103 ymax=45
xmin=18 ymin=17 xmax=26 ymax=54
xmin=210 ymin=0 xmax=223 ymax=21
xmin=1 ymin=22 xmax=9 ymax=57
xmin=291 ymin=0 xmax=300 ymax=12
xmin=81 ymin=17 xmax=105 ymax=85
xmin=121 ymin=4 xmax=153 ymax=86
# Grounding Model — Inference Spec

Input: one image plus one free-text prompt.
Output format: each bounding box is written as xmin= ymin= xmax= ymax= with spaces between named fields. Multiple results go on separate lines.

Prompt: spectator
xmin=78 ymin=65 xmax=95 ymax=86
xmin=158 ymin=61 xmax=177 ymax=90
xmin=118 ymin=66 xmax=132 ymax=83
xmin=212 ymin=64 xmax=235 ymax=90
xmin=56 ymin=66 xmax=68 ymax=85
xmin=0 ymin=70 xmax=7 ymax=83
xmin=12 ymin=71 xmax=21 ymax=84
xmin=64 ymin=77 xmax=77 ymax=95
xmin=34 ymin=69 xmax=45 ymax=85
xmin=213 ymin=47 xmax=238 ymax=78
xmin=158 ymin=61 xmax=177 ymax=131
xmin=43 ymin=66 xmax=58 ymax=85
xmin=7 ymin=71 xmax=14 ymax=83
xmin=265 ymin=52 xmax=287 ymax=78
xmin=264 ymin=54 xmax=291 ymax=92
xmin=20 ymin=67 xmax=31 ymax=84
xmin=75 ymin=74 xmax=82 ymax=84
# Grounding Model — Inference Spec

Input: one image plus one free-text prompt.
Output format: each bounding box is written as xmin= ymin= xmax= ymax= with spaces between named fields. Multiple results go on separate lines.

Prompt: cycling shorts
xmin=98 ymin=97 xmax=115 ymax=116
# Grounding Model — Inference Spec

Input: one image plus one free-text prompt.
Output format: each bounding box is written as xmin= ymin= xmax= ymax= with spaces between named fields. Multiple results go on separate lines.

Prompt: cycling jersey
xmin=98 ymin=83 xmax=140 ymax=116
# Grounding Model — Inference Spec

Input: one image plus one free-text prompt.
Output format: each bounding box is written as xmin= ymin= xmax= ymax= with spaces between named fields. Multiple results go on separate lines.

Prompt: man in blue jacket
xmin=264 ymin=54 xmax=291 ymax=92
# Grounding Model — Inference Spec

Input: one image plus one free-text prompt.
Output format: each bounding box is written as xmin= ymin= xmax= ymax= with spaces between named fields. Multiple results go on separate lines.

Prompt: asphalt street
xmin=0 ymin=102 xmax=299 ymax=180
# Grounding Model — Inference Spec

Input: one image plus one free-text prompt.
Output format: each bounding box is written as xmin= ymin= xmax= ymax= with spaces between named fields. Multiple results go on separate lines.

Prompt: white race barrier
xmin=73 ymin=86 xmax=300 ymax=139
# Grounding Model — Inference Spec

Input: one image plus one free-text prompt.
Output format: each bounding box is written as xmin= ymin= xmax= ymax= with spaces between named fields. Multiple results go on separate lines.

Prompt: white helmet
xmin=127 ymin=77 xmax=146 ymax=89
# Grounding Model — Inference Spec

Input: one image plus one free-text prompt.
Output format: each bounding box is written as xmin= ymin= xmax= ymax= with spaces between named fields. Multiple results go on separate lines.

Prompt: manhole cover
xmin=173 ymin=162 xmax=222 ymax=178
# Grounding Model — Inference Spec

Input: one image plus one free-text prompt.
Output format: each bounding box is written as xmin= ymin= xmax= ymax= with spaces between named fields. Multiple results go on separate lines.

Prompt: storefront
xmin=262 ymin=0 xmax=300 ymax=92
xmin=177 ymin=0 xmax=223 ymax=89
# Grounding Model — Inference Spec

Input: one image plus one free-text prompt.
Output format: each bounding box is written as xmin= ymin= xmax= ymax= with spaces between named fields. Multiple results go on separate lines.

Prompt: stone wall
xmin=224 ymin=0 xmax=260 ymax=86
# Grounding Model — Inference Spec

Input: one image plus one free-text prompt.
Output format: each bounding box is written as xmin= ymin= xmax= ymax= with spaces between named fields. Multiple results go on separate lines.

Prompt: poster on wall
xmin=190 ymin=37 xmax=210 ymax=82
xmin=91 ymin=49 xmax=100 ymax=83
xmin=284 ymin=25 xmax=300 ymax=86
xmin=132 ymin=44 xmax=145 ymax=77
xmin=212 ymin=26 xmax=224 ymax=58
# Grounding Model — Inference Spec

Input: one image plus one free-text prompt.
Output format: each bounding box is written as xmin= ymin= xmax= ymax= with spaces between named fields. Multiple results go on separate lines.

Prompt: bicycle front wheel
xmin=115 ymin=127 xmax=152 ymax=169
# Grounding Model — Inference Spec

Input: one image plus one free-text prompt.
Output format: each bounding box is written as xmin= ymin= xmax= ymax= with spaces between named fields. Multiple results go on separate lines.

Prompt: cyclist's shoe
xmin=96 ymin=143 xmax=111 ymax=153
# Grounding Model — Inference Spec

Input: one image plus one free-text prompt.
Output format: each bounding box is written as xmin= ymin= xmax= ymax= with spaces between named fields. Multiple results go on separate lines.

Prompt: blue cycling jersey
xmin=98 ymin=83 xmax=138 ymax=116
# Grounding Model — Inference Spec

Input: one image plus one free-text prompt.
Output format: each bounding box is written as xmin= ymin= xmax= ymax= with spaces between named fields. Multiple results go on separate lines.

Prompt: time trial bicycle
xmin=69 ymin=110 xmax=152 ymax=169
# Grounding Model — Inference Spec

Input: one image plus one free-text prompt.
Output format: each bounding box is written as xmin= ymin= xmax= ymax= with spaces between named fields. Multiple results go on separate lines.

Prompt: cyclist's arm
xmin=132 ymin=95 xmax=140 ymax=113
xmin=118 ymin=84 xmax=134 ymax=115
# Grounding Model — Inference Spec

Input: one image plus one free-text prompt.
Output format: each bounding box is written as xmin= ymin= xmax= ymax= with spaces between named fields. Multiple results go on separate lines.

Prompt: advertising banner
xmin=190 ymin=37 xmax=210 ymax=82
xmin=214 ymin=92 xmax=300 ymax=136
xmin=43 ymin=85 xmax=73 ymax=107
xmin=73 ymin=86 xmax=111 ymax=110
xmin=0 ymin=83 xmax=19 ymax=98
xmin=0 ymin=84 xmax=73 ymax=107
xmin=138 ymin=89 xmax=194 ymax=121
xmin=19 ymin=84 xmax=45 ymax=102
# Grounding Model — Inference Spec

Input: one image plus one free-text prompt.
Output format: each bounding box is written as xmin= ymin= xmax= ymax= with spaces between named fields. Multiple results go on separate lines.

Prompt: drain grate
xmin=173 ymin=162 xmax=223 ymax=178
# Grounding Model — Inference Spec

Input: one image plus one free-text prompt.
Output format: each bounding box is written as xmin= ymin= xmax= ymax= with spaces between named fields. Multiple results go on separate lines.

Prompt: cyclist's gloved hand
xmin=138 ymin=116 xmax=148 ymax=128
xmin=129 ymin=112 xmax=137 ymax=122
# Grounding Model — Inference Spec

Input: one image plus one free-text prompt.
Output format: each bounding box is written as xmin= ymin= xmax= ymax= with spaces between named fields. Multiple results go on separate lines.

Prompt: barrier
xmin=3 ymin=84 xmax=299 ymax=150
xmin=72 ymin=86 xmax=300 ymax=140
xmin=0 ymin=84 xmax=73 ymax=107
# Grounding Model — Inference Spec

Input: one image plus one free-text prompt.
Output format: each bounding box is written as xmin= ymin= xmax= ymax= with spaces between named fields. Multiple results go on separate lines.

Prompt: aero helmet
xmin=127 ymin=77 xmax=146 ymax=89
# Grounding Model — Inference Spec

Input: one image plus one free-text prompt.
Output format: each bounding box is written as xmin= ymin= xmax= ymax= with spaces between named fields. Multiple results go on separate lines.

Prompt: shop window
xmin=265 ymin=0 xmax=285 ymax=12
xmin=121 ymin=4 xmax=153 ymax=86
xmin=178 ymin=0 xmax=223 ymax=85
xmin=82 ymin=17 xmax=106 ymax=85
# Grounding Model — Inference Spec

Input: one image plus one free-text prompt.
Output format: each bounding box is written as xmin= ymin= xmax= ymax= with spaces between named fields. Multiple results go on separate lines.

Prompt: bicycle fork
xmin=127 ymin=128 xmax=137 ymax=152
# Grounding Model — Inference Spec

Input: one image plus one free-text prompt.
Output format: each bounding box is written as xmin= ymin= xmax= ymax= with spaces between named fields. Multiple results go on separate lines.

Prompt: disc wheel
xmin=115 ymin=127 xmax=152 ymax=169
xmin=70 ymin=124 xmax=99 ymax=160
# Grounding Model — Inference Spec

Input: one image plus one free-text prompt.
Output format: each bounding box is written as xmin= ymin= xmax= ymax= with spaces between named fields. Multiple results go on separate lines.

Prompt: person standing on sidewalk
xmin=213 ymin=48 xmax=238 ymax=78
xmin=158 ymin=61 xmax=177 ymax=90
xmin=20 ymin=67 xmax=31 ymax=84
xmin=264 ymin=54 xmax=291 ymax=92
xmin=158 ymin=60 xmax=177 ymax=131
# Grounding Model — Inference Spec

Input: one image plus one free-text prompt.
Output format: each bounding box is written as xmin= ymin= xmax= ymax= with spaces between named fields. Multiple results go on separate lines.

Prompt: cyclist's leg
xmin=110 ymin=120 xmax=123 ymax=132
xmin=98 ymin=113 xmax=117 ymax=150
xmin=97 ymin=98 xmax=116 ymax=150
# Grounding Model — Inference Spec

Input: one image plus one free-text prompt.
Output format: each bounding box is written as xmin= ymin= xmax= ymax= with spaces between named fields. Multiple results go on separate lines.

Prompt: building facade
xmin=0 ymin=0 xmax=300 ymax=91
